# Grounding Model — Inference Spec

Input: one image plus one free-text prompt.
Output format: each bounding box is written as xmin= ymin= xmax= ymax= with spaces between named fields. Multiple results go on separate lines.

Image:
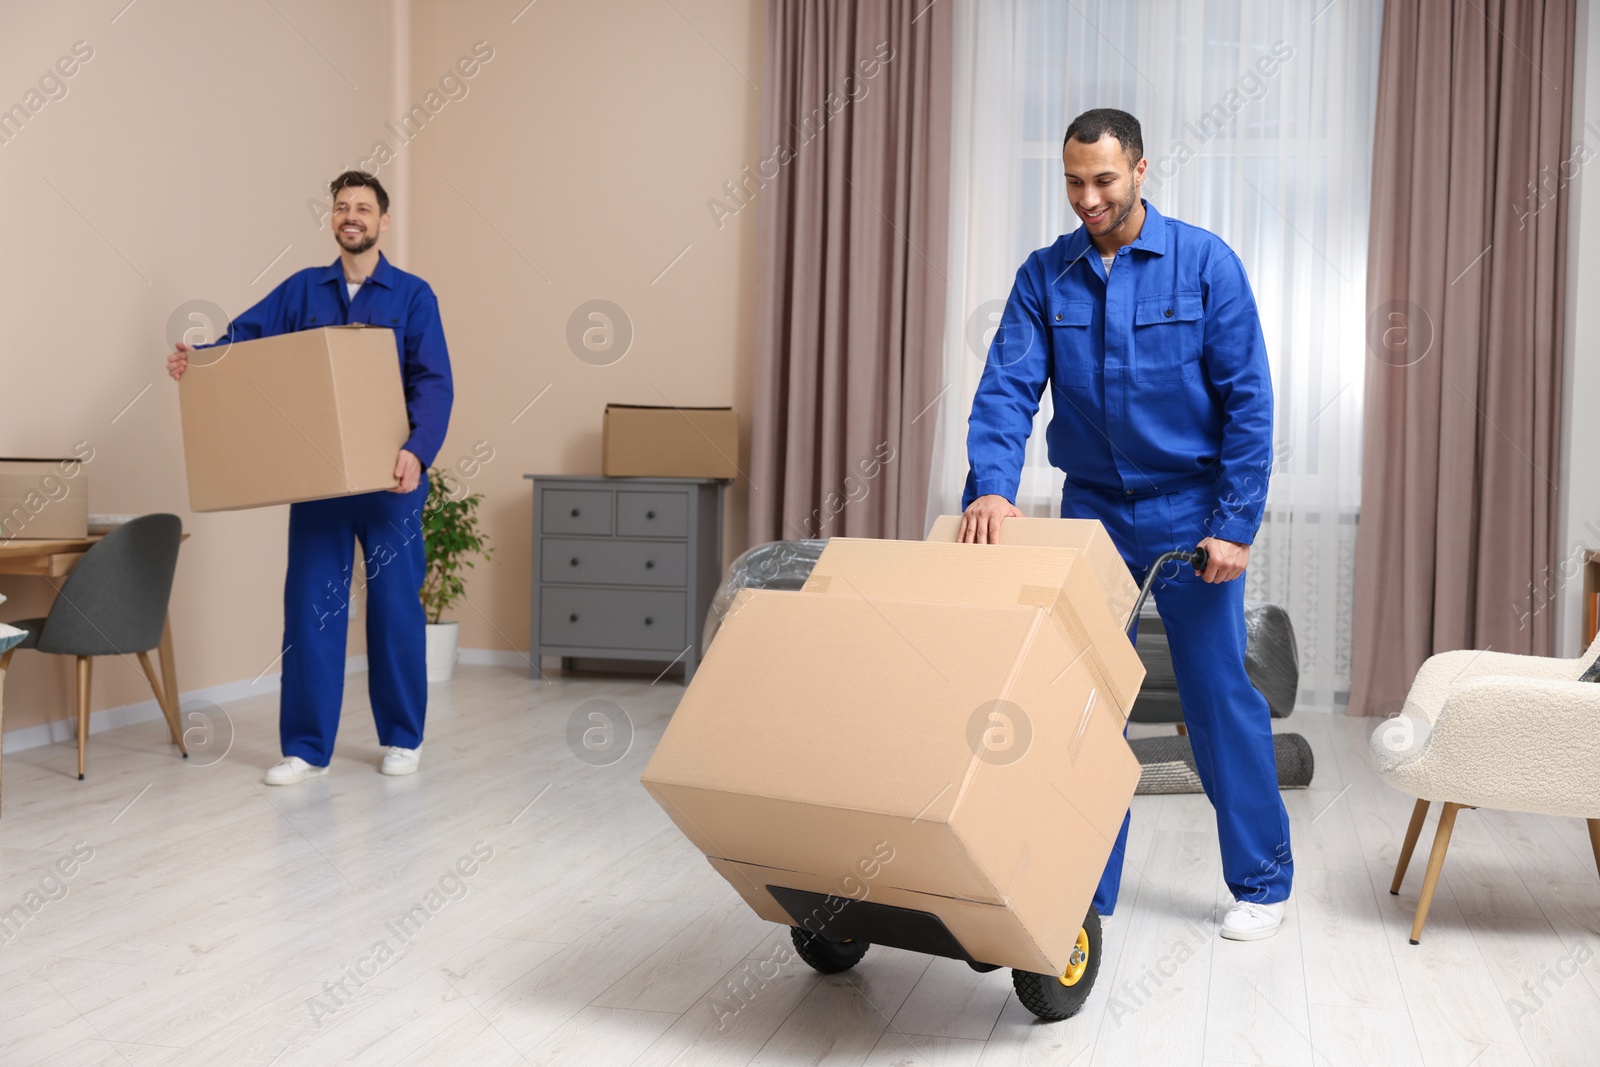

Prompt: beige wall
xmin=0 ymin=0 xmax=763 ymax=735
xmin=405 ymin=0 xmax=762 ymax=659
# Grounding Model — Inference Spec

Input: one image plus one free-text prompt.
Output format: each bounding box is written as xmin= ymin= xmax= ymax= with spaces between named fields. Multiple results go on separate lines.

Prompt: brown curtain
xmin=1349 ymin=0 xmax=1577 ymax=715
xmin=747 ymin=0 xmax=952 ymax=544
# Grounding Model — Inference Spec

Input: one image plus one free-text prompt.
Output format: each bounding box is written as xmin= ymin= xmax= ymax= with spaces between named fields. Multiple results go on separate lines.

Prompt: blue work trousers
xmin=279 ymin=478 xmax=430 ymax=765
xmin=1062 ymin=482 xmax=1293 ymax=913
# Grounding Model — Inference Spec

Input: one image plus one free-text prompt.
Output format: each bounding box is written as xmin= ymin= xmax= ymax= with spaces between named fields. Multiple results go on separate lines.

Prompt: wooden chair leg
xmin=76 ymin=655 xmax=92 ymax=781
xmin=1391 ymin=798 xmax=1431 ymax=894
xmin=137 ymin=651 xmax=185 ymax=756
xmin=157 ymin=615 xmax=180 ymax=731
xmin=1175 ymin=722 xmax=1188 ymax=737
xmin=1588 ymin=819 xmax=1600 ymax=883
xmin=1409 ymin=801 xmax=1463 ymax=944
xmin=0 ymin=653 xmax=9 ymax=818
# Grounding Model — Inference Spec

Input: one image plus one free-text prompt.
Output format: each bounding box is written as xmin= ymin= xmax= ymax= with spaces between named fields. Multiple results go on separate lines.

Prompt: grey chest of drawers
xmin=525 ymin=475 xmax=725 ymax=683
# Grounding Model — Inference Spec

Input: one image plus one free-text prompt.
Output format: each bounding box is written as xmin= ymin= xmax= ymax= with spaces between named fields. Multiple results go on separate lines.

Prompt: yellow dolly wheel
xmin=790 ymin=926 xmax=869 ymax=974
xmin=1011 ymin=905 xmax=1103 ymax=1021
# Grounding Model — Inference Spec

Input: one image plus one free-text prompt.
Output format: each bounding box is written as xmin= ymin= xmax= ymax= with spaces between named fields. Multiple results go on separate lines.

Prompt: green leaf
xmin=419 ymin=467 xmax=494 ymax=623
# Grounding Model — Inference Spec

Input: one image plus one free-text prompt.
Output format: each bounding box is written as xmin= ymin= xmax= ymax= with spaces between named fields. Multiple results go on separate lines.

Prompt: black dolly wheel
xmin=790 ymin=927 xmax=870 ymax=974
xmin=1011 ymin=905 xmax=1103 ymax=1021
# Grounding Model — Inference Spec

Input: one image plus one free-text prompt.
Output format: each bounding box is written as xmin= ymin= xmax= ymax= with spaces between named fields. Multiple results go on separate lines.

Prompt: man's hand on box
xmin=1196 ymin=536 xmax=1249 ymax=583
xmin=392 ymin=449 xmax=422 ymax=494
xmin=166 ymin=342 xmax=190 ymax=381
xmin=959 ymin=494 xmax=1023 ymax=544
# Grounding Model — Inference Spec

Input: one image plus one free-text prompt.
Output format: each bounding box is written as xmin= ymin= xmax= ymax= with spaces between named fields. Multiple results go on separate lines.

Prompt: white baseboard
xmin=1 ymin=654 xmax=371 ymax=755
xmin=456 ymin=648 xmax=532 ymax=668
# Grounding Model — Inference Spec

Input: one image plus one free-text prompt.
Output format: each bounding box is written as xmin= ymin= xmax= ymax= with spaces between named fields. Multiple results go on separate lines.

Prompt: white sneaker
xmin=381 ymin=746 xmax=421 ymax=776
xmin=1220 ymin=899 xmax=1287 ymax=941
xmin=264 ymin=756 xmax=328 ymax=786
xmin=1099 ymin=914 xmax=1114 ymax=930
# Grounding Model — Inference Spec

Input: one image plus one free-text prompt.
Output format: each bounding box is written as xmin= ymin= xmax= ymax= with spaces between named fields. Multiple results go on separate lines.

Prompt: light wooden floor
xmin=0 ymin=664 xmax=1597 ymax=1066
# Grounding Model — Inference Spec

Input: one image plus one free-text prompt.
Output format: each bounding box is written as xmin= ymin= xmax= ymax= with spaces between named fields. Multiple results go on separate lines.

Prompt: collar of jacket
xmin=1061 ymin=198 xmax=1169 ymax=263
xmin=318 ymin=250 xmax=397 ymax=290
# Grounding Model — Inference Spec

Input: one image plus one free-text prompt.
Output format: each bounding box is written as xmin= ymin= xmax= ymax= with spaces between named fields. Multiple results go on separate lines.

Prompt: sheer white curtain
xmin=928 ymin=0 xmax=1383 ymax=710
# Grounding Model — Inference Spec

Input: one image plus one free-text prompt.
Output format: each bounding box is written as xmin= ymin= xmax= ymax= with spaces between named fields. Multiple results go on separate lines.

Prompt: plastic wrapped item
xmin=1242 ymin=601 xmax=1301 ymax=716
xmin=702 ymin=539 xmax=827 ymax=651
xmin=1131 ymin=599 xmax=1300 ymax=721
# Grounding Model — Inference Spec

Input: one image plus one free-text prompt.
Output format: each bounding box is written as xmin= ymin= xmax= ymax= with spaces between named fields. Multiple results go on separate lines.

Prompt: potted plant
xmin=420 ymin=468 xmax=493 ymax=682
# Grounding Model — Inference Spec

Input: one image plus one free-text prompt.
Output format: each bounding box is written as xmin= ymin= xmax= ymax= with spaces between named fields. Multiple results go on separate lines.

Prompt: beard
xmin=338 ymin=227 xmax=378 ymax=254
xmin=1086 ymin=191 xmax=1138 ymax=237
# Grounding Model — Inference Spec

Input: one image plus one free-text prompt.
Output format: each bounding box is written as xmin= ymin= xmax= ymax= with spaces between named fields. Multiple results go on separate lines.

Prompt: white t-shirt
xmin=1102 ymin=253 xmax=1115 ymax=276
xmin=347 ymin=281 xmax=361 ymax=301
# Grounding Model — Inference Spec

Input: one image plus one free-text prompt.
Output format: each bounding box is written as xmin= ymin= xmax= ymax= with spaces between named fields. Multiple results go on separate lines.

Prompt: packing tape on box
xmin=1048 ymin=598 xmax=1092 ymax=650
xmin=1000 ymin=843 xmax=1033 ymax=903
xmin=1016 ymin=585 xmax=1059 ymax=609
xmin=1025 ymin=588 xmax=1136 ymax=717
xmin=1068 ymin=685 xmax=1100 ymax=767
xmin=1044 ymin=604 xmax=1134 ymax=720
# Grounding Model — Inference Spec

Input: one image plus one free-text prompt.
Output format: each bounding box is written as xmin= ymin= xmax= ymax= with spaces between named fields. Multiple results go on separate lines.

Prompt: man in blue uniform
xmin=167 ymin=171 xmax=453 ymax=785
xmin=958 ymin=110 xmax=1292 ymax=941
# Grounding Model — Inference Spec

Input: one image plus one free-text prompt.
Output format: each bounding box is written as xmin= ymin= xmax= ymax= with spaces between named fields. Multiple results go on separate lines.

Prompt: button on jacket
xmin=208 ymin=252 xmax=454 ymax=468
xmin=963 ymin=201 xmax=1273 ymax=544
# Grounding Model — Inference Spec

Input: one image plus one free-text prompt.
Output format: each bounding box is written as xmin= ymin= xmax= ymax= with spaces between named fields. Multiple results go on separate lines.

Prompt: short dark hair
xmin=1063 ymin=109 xmax=1143 ymax=167
xmin=330 ymin=170 xmax=389 ymax=214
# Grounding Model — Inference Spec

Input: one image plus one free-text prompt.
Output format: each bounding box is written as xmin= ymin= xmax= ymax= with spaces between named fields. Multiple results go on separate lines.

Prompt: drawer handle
xmin=645 ymin=560 xmax=655 ymax=569
xmin=569 ymin=613 xmax=579 ymax=623
xmin=646 ymin=510 xmax=656 ymax=519
xmin=570 ymin=507 xmax=581 ymax=517
xmin=644 ymin=616 xmax=654 ymax=626
xmin=570 ymin=557 xmax=580 ymax=567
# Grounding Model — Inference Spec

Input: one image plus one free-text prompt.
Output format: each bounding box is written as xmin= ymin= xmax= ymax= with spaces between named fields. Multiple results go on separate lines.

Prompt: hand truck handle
xmin=1123 ymin=546 xmax=1210 ymax=635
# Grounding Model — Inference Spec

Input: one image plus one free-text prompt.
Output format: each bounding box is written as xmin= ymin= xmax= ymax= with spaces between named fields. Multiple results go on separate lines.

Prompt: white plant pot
xmin=425 ymin=621 xmax=460 ymax=682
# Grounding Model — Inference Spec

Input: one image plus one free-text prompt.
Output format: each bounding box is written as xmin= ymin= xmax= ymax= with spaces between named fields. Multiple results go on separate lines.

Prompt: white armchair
xmin=1370 ymin=635 xmax=1600 ymax=943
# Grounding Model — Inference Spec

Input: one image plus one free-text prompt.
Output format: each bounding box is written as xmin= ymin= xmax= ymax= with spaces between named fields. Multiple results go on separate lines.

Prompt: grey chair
xmin=0 ymin=514 xmax=187 ymax=780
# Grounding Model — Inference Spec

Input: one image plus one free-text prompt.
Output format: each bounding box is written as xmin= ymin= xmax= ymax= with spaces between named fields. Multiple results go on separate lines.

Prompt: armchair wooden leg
xmin=0 ymin=648 xmax=14 ymax=671
xmin=1391 ymin=798 xmax=1431 ymax=894
xmin=137 ymin=651 xmax=186 ymax=756
xmin=1175 ymin=722 xmax=1188 ymax=736
xmin=1588 ymin=819 xmax=1600 ymax=883
xmin=1409 ymin=801 xmax=1463 ymax=944
xmin=76 ymin=656 xmax=92 ymax=781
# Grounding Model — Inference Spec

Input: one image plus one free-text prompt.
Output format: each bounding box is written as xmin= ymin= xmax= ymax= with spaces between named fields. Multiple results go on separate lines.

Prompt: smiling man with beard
xmin=166 ymin=170 xmax=453 ymax=785
xmin=958 ymin=109 xmax=1292 ymax=942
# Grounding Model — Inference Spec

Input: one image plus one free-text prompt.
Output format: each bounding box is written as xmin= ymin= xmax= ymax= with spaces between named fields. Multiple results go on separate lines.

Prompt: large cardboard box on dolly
xmin=924 ymin=514 xmax=1141 ymax=628
xmin=640 ymin=525 xmax=1145 ymax=975
xmin=178 ymin=325 xmax=409 ymax=512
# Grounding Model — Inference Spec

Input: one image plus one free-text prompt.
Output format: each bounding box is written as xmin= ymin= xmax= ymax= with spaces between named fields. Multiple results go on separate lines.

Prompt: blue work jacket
xmin=207 ymin=253 xmax=454 ymax=468
xmin=963 ymin=201 xmax=1273 ymax=544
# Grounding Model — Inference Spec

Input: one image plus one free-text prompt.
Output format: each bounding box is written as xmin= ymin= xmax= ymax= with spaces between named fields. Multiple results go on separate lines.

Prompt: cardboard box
xmin=602 ymin=404 xmax=739 ymax=479
xmin=805 ymin=537 xmax=1144 ymax=717
xmin=178 ymin=326 xmax=409 ymax=512
xmin=0 ymin=458 xmax=91 ymax=541
xmin=925 ymin=515 xmax=1142 ymax=629
xmin=640 ymin=533 xmax=1145 ymax=975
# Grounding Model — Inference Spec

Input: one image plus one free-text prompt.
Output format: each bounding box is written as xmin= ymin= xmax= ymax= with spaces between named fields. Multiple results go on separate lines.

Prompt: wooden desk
xmin=0 ymin=534 xmax=186 ymax=717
